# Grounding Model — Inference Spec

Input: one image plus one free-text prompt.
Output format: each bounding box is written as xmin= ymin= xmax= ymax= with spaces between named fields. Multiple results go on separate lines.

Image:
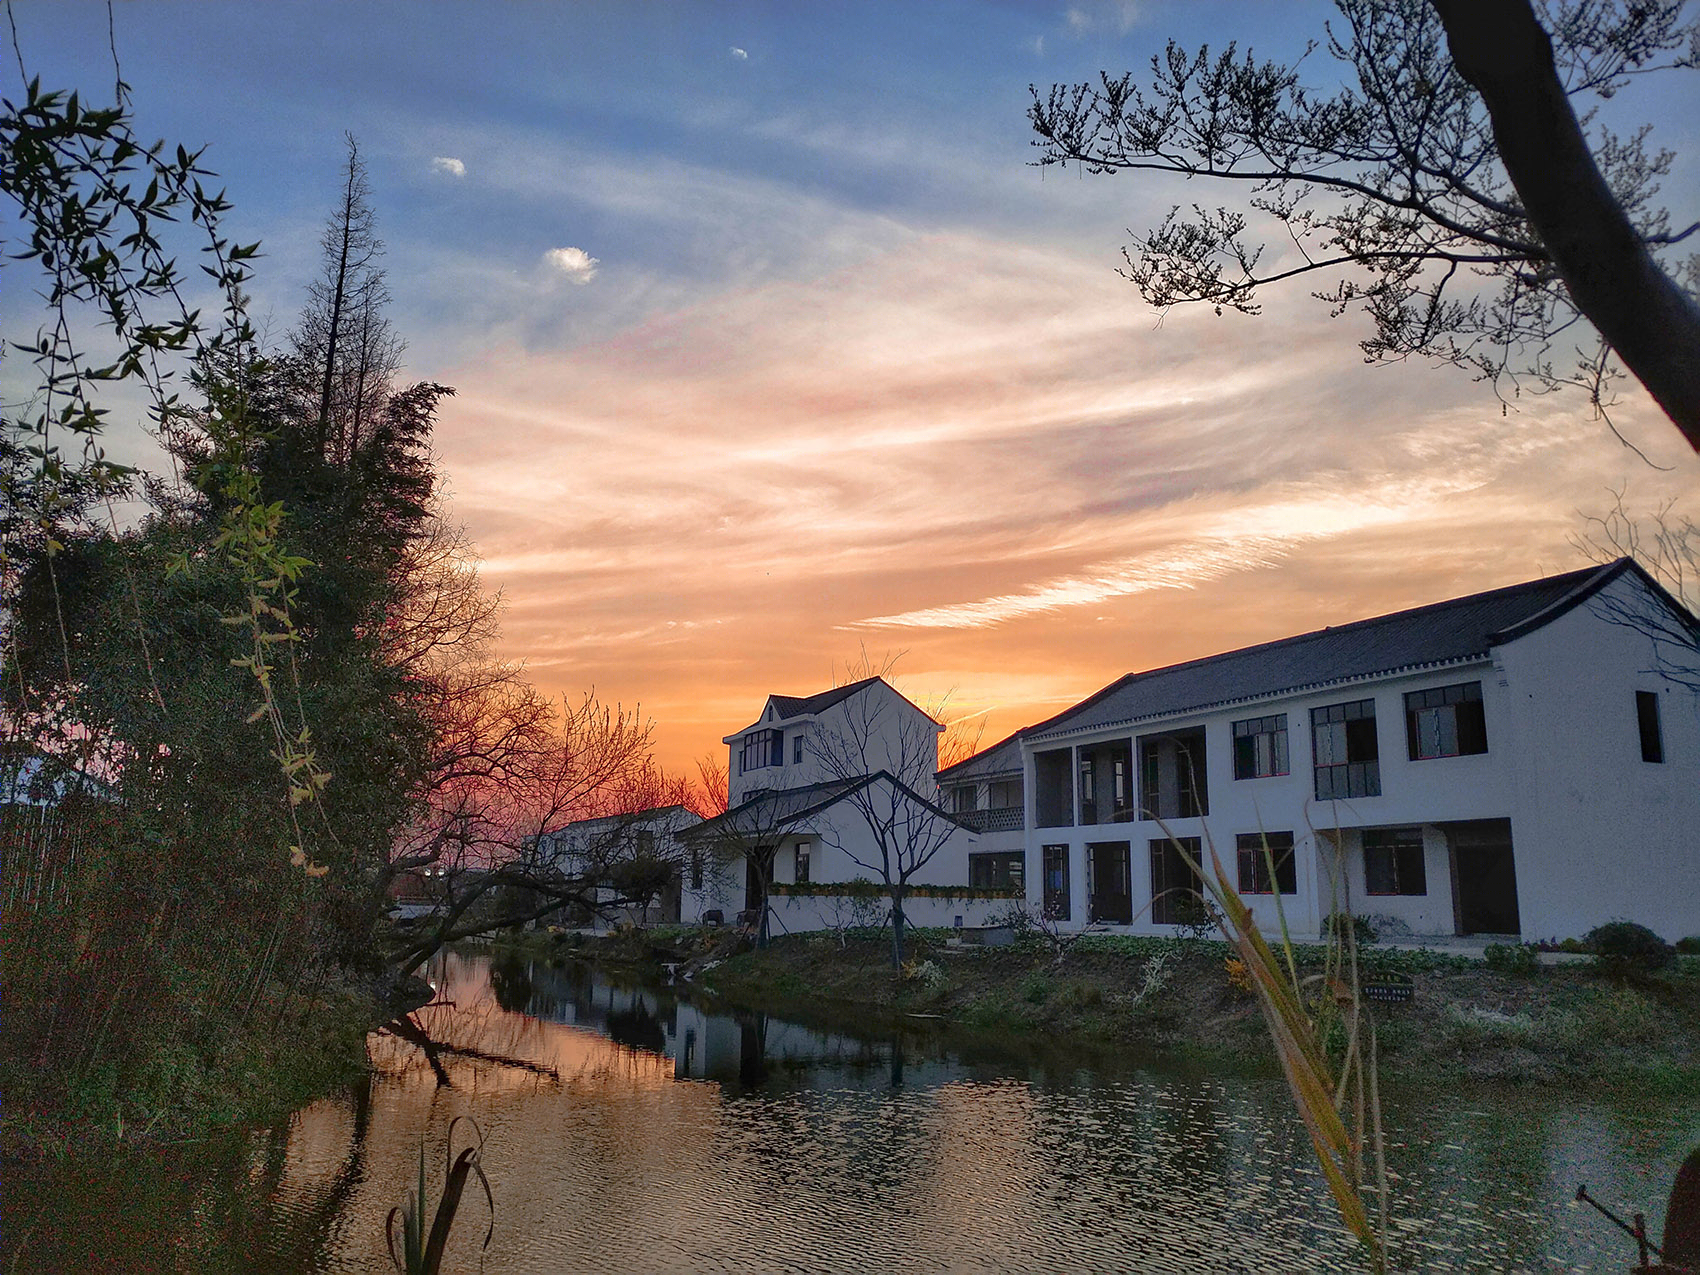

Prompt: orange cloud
xmin=433 ymin=231 xmax=1700 ymax=776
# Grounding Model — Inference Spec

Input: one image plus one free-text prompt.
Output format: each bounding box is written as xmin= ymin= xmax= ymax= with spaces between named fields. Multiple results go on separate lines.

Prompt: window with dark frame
xmin=1405 ymin=682 xmax=1487 ymax=759
xmin=1042 ymin=844 xmax=1070 ymax=920
xmin=1637 ymin=691 xmax=1665 ymax=763
xmin=1232 ymin=714 xmax=1289 ymax=779
xmin=1312 ymin=699 xmax=1380 ymax=800
xmin=970 ymin=851 xmax=1026 ymax=891
xmin=793 ymin=732 xmax=805 ymax=764
xmin=1236 ymin=831 xmax=1297 ymax=894
xmin=1362 ymin=828 xmax=1426 ymax=896
xmin=689 ymin=850 xmax=703 ymax=891
xmin=793 ymin=841 xmax=810 ymax=885
xmin=954 ymin=785 xmax=978 ymax=814
xmin=740 ymin=729 xmax=783 ymax=774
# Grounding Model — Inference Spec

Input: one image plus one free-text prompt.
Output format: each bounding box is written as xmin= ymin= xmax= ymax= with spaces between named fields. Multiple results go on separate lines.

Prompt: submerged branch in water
xmin=379 ymin=1014 xmax=561 ymax=1084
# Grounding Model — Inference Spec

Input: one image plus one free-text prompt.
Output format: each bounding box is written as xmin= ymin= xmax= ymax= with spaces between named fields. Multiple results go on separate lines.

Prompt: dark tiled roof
xmin=684 ymin=777 xmax=870 ymax=840
xmin=767 ymin=676 xmax=884 ymax=720
xmin=541 ymin=804 xmax=696 ymax=841
xmin=1028 ymin=560 xmax=1636 ymax=742
xmin=685 ymin=771 xmax=968 ymax=840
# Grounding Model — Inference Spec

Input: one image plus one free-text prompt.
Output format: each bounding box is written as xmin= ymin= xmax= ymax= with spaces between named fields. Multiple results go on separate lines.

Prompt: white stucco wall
xmin=1014 ymin=575 xmax=1700 ymax=943
xmin=682 ymin=775 xmax=986 ymax=934
xmin=726 ymin=680 xmax=942 ymax=806
xmin=1493 ymin=575 xmax=1700 ymax=942
xmin=765 ymin=892 xmax=1011 ymax=937
xmin=1018 ymin=661 xmax=1517 ymax=938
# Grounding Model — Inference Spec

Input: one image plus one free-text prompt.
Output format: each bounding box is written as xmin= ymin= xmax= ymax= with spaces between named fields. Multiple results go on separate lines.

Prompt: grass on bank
xmin=584 ymin=927 xmax=1700 ymax=1088
xmin=1 ymin=979 xmax=383 ymax=1163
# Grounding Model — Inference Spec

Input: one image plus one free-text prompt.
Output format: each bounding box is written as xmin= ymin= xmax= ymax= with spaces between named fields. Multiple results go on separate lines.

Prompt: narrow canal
xmin=11 ymin=950 xmax=1693 ymax=1271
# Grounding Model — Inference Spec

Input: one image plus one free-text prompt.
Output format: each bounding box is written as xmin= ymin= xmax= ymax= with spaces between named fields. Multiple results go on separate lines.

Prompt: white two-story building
xmin=684 ymin=676 xmax=999 ymax=936
xmin=939 ymin=558 xmax=1700 ymax=944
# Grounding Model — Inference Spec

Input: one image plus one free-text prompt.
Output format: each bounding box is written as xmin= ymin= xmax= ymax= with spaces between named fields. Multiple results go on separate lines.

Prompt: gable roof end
xmin=766 ymin=675 xmax=885 ymax=721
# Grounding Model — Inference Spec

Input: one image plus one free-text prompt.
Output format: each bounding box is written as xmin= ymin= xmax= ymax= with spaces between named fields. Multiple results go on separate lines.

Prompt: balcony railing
xmin=957 ymin=806 xmax=1025 ymax=833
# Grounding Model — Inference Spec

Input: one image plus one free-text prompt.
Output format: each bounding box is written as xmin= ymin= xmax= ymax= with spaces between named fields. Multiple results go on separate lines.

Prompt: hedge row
xmin=767 ymin=880 xmax=1023 ymax=901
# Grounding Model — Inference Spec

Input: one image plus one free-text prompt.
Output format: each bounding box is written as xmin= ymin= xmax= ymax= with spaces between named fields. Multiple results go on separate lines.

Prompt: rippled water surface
xmin=10 ymin=950 xmax=1694 ymax=1272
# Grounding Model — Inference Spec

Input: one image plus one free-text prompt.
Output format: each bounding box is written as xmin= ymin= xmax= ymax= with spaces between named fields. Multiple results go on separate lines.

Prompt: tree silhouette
xmin=1031 ymin=0 xmax=1700 ymax=453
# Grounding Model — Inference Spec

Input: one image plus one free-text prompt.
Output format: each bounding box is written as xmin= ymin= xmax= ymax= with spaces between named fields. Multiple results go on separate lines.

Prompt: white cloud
xmin=430 ymin=156 xmax=466 ymax=178
xmin=729 ymin=46 xmax=748 ymax=60
xmin=850 ymin=536 xmax=1303 ymax=630
xmin=544 ymin=246 xmax=600 ymax=284
xmin=1064 ymin=1 xmax=1141 ymax=35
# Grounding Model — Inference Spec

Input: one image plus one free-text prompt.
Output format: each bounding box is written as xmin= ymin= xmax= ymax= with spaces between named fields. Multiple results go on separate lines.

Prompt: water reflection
xmin=7 ymin=949 xmax=1696 ymax=1273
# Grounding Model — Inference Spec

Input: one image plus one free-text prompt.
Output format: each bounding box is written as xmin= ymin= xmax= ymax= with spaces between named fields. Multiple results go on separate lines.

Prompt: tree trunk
xmin=1430 ymin=0 xmax=1700 ymax=452
xmin=889 ymin=886 xmax=906 ymax=969
xmin=754 ymin=849 xmax=773 ymax=949
xmin=317 ymin=201 xmax=352 ymax=458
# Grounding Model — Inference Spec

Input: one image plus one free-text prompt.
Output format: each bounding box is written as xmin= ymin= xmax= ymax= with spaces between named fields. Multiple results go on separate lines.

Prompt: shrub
xmin=1676 ymin=936 xmax=1700 ymax=956
xmin=1558 ymin=937 xmax=1589 ymax=954
xmin=1171 ymin=893 xmax=1222 ymax=941
xmin=1127 ymin=950 xmax=1175 ymax=1013
xmin=1585 ymin=921 xmax=1675 ymax=974
xmin=900 ymin=958 xmax=946 ymax=990
xmin=989 ymin=901 xmax=1038 ymax=937
xmin=1322 ymin=912 xmax=1378 ymax=947
xmin=1483 ymin=943 xmax=1540 ymax=975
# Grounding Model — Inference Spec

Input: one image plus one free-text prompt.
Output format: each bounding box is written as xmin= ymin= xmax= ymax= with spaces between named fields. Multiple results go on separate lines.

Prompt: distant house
xmin=0 ymin=749 xmax=113 ymax=807
xmin=938 ymin=558 xmax=1700 ymax=944
xmin=684 ymin=676 xmax=1000 ymax=936
xmin=935 ymin=729 xmax=1027 ymax=894
xmin=535 ymin=804 xmax=703 ymax=930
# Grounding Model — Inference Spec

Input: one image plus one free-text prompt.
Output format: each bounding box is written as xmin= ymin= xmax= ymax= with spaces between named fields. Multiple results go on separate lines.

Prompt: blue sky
xmin=7 ymin=1 xmax=1697 ymax=772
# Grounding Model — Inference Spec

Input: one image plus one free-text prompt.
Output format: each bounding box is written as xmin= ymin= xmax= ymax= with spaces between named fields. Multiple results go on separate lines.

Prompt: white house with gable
xmin=683 ymin=676 xmax=1001 ymax=937
xmin=535 ymin=804 xmax=703 ymax=930
xmin=938 ymin=558 xmax=1700 ymax=944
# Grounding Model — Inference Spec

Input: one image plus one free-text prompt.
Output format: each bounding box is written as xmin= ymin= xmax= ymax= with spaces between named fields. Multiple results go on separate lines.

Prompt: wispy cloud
xmin=544 ymin=245 xmax=600 ymax=284
xmin=851 ymin=536 xmax=1301 ymax=630
xmin=729 ymin=46 xmax=748 ymax=60
xmin=430 ymin=156 xmax=465 ymax=178
xmin=845 ymin=475 xmax=1486 ymax=631
xmin=1064 ymin=1 xmax=1142 ymax=36
xmin=431 ymin=228 xmax=1694 ymax=774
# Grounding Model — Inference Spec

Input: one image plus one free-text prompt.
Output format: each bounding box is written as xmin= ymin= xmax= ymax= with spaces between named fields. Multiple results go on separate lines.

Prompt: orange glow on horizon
xmin=433 ymin=233 xmax=1698 ymax=781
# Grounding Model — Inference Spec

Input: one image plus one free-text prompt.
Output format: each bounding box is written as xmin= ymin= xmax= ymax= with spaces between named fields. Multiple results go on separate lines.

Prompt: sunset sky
xmin=8 ymin=1 xmax=1698 ymax=777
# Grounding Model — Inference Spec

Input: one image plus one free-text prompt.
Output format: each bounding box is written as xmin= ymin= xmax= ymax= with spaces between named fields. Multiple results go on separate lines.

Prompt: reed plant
xmin=387 ymin=1116 xmax=494 ymax=1275
xmin=1164 ymin=824 xmax=1390 ymax=1272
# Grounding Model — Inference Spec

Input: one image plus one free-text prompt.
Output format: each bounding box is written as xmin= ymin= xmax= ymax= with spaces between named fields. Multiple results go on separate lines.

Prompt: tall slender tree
xmin=294 ymin=133 xmax=400 ymax=462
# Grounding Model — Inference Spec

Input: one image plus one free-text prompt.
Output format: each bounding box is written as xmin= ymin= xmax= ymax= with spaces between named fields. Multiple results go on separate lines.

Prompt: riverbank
xmin=511 ymin=926 xmax=1700 ymax=1090
xmin=0 ymin=972 xmax=427 ymax=1166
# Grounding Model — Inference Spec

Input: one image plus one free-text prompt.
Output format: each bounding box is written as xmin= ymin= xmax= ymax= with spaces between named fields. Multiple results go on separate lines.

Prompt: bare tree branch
xmin=1030 ymin=0 xmax=1700 ymax=450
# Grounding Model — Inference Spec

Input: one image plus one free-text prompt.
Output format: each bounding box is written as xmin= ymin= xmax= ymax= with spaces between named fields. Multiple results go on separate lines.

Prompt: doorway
xmin=1150 ymin=836 xmax=1203 ymax=926
xmin=1088 ymin=841 xmax=1132 ymax=924
xmin=1442 ymin=819 xmax=1520 ymax=936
